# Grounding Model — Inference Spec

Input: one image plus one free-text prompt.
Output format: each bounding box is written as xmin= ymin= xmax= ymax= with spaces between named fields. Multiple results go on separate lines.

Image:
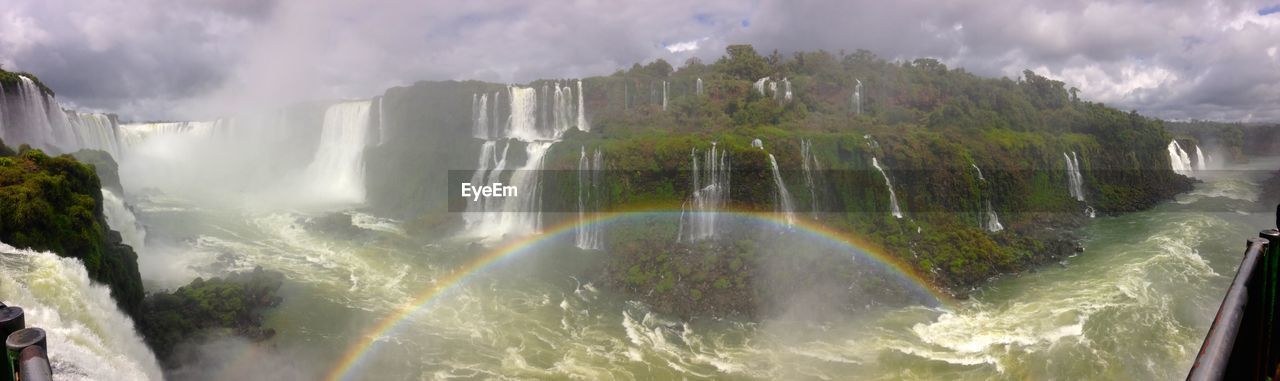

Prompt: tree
xmin=643 ymin=59 xmax=674 ymax=78
xmin=716 ymin=44 xmax=769 ymax=81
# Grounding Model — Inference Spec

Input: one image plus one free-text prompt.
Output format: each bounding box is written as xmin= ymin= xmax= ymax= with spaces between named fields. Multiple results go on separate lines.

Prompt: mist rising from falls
xmin=0 ymin=241 xmax=163 ymax=380
xmin=101 ymin=188 xmax=146 ymax=250
xmin=678 ymin=143 xmax=730 ymax=242
xmin=871 ymin=157 xmax=903 ymax=219
xmin=767 ymin=153 xmax=796 ymax=226
xmin=119 ymin=121 xmax=220 ymax=149
xmin=305 ymin=101 xmax=373 ymax=204
xmin=576 ymin=147 xmax=604 ymax=250
xmin=1064 ymin=152 xmax=1085 ymax=201
xmin=0 ymin=75 xmax=123 ymax=157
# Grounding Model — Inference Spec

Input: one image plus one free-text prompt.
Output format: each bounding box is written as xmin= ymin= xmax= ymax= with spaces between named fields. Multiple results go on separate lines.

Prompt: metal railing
xmin=0 ymin=303 xmax=50 ymax=381
xmin=1188 ymin=205 xmax=1280 ymax=380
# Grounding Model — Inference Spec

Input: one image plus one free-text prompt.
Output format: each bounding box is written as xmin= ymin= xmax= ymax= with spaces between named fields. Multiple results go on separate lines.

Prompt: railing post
xmin=1260 ymin=228 xmax=1280 ymax=379
xmin=5 ymin=327 xmax=50 ymax=381
xmin=0 ymin=304 xmax=24 ymax=381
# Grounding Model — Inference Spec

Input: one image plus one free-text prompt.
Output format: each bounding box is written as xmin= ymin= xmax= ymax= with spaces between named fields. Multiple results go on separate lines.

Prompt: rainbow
xmin=323 ymin=208 xmax=951 ymax=380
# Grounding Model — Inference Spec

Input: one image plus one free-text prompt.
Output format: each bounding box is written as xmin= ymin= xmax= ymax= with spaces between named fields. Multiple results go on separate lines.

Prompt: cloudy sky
xmin=2 ymin=0 xmax=1279 ymax=122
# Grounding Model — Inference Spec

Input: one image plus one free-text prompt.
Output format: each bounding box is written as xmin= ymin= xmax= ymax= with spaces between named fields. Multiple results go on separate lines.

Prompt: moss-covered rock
xmin=0 ymin=141 xmax=144 ymax=317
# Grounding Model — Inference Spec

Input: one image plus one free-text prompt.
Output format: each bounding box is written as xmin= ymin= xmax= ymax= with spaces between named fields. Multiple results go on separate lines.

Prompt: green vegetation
xmin=0 ymin=139 xmax=144 ymax=317
xmin=0 ymin=68 xmax=54 ymax=96
xmin=137 ymin=267 xmax=284 ymax=367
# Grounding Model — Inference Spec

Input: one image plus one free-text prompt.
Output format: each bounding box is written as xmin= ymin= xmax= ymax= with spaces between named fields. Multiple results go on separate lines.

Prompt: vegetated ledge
xmin=0 ymin=139 xmax=144 ymax=318
xmin=0 ymin=67 xmax=55 ymax=96
xmin=136 ymin=267 xmax=284 ymax=369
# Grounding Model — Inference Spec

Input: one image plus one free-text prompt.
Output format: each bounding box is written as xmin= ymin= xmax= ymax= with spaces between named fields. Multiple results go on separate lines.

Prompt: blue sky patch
xmin=1260 ymin=4 xmax=1280 ymax=15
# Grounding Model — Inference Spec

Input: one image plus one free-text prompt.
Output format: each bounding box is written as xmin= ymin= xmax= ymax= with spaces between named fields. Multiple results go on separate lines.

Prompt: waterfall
xmin=696 ymin=78 xmax=703 ymax=96
xmin=0 ymin=75 xmax=124 ymax=158
xmin=1194 ymin=145 xmax=1207 ymax=171
xmin=1064 ymin=152 xmax=1085 ymax=201
xmin=853 ymin=79 xmax=863 ymax=115
xmin=769 ymin=81 xmax=778 ymax=99
xmin=118 ymin=121 xmax=219 ymax=149
xmin=101 ymin=188 xmax=146 ymax=250
xmin=767 ymin=153 xmax=796 ymax=226
xmin=754 ymin=77 xmax=769 ymax=96
xmin=661 ymin=81 xmax=668 ymax=111
xmin=473 ymin=93 xmax=490 ymax=139
xmin=576 ymin=147 xmax=604 ymax=250
xmin=870 ymin=157 xmax=903 ymax=219
xmin=1166 ymin=141 xmax=1194 ymax=174
xmin=751 ymin=139 xmax=763 ymax=149
xmin=800 ymin=139 xmax=821 ymax=218
xmin=576 ymin=80 xmax=589 ymax=132
xmin=64 ymin=111 xmax=122 ymax=158
xmin=377 ymin=97 xmax=387 ymax=146
xmin=985 ymin=200 xmax=1004 ymax=232
xmin=678 ymin=143 xmax=730 ymax=242
xmin=0 ymin=241 xmax=164 ymax=380
xmin=782 ymin=78 xmax=792 ymax=101
xmin=305 ymin=100 xmax=372 ymax=204
xmin=463 ymin=141 xmax=498 ymax=227
xmin=972 ymin=164 xmax=1003 ymax=232
xmin=511 ymin=86 xmax=543 ymax=141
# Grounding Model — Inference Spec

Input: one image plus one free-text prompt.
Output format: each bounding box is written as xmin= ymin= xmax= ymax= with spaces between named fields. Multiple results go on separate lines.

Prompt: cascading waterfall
xmin=466 ymin=82 xmax=590 ymax=240
xmin=101 ymin=188 xmax=146 ymax=250
xmin=696 ymin=78 xmax=703 ymax=96
xmin=64 ymin=111 xmax=122 ymax=158
xmin=782 ymin=78 xmax=792 ymax=101
xmin=463 ymin=141 xmax=498 ymax=227
xmin=1167 ymin=141 xmax=1194 ymax=174
xmin=678 ymin=143 xmax=730 ymax=242
xmin=661 ymin=81 xmax=668 ymax=111
xmin=754 ymin=77 xmax=769 ymax=96
xmin=769 ymin=81 xmax=778 ymax=99
xmin=1064 ymin=152 xmax=1085 ymax=201
xmin=972 ymin=164 xmax=1003 ymax=232
xmin=767 ymin=153 xmax=796 ymax=226
xmin=751 ymin=138 xmax=763 ymax=149
xmin=0 ymin=241 xmax=164 ymax=380
xmin=305 ymin=100 xmax=373 ymax=204
xmin=800 ymin=139 xmax=822 ymax=219
xmin=576 ymin=80 xmax=589 ymax=132
xmin=472 ymin=93 xmax=490 ymax=139
xmin=870 ymin=157 xmax=903 ymax=219
xmin=985 ymin=200 xmax=1004 ymax=232
xmin=0 ymin=75 xmax=124 ymax=158
xmin=576 ymin=147 xmax=604 ymax=250
xmin=118 ymin=121 xmax=220 ymax=149
xmin=1194 ymin=145 xmax=1207 ymax=171
xmin=853 ymin=79 xmax=863 ymax=115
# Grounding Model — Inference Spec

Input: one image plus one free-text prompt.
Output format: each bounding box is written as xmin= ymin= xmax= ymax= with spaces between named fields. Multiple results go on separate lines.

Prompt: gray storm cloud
xmin=1 ymin=0 xmax=1277 ymax=121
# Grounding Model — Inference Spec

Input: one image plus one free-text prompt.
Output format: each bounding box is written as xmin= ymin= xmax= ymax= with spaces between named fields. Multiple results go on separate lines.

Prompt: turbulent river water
xmin=120 ymin=158 xmax=1279 ymax=380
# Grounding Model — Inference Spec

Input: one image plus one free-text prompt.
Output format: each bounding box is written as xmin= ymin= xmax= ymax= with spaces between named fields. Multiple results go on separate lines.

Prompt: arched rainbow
xmin=323 ymin=208 xmax=951 ymax=380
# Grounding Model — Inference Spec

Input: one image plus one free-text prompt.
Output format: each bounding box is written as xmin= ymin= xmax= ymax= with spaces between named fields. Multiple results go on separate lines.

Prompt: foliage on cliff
xmin=137 ymin=267 xmax=284 ymax=367
xmin=0 ymin=67 xmax=54 ymax=96
xmin=0 ymin=140 xmax=144 ymax=316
